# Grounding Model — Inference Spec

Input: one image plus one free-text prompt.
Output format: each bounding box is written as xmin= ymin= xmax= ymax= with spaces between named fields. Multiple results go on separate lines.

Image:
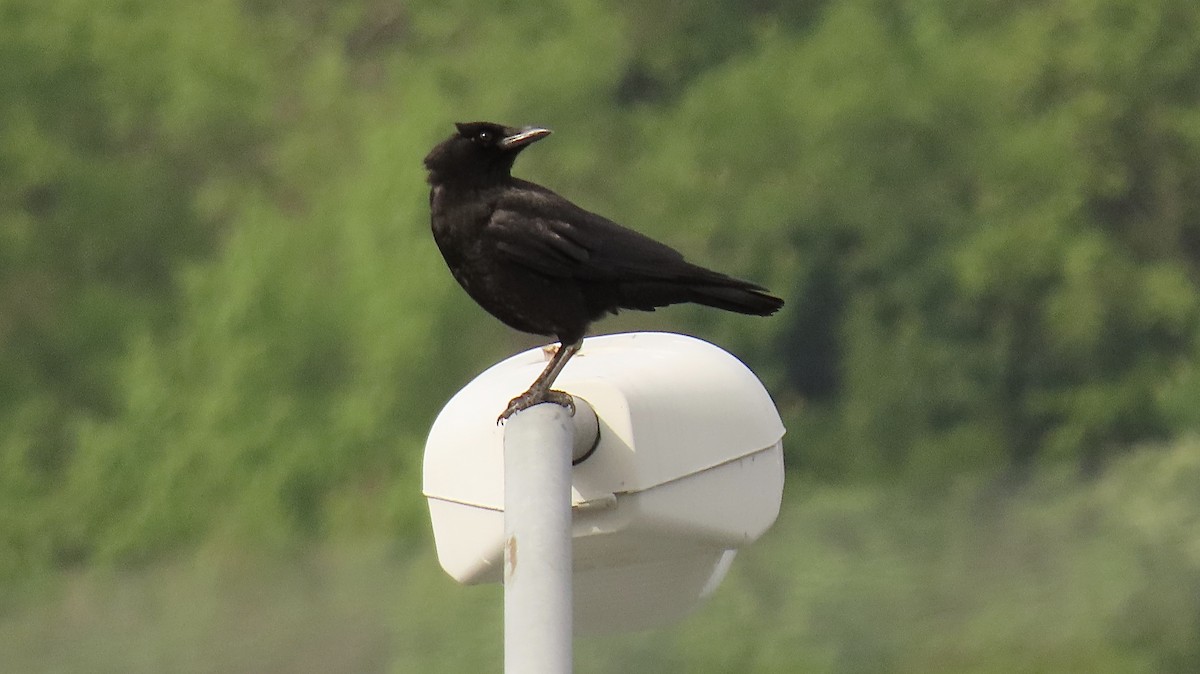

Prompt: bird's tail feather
xmin=615 ymin=274 xmax=784 ymax=316
xmin=688 ymin=283 xmax=783 ymax=316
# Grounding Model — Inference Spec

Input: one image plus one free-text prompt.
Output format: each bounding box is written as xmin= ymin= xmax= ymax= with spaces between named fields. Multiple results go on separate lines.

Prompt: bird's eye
xmin=476 ymin=130 xmax=493 ymax=144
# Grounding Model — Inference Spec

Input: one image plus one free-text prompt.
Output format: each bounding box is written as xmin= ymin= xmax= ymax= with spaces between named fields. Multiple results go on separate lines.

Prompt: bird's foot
xmin=497 ymin=389 xmax=575 ymax=425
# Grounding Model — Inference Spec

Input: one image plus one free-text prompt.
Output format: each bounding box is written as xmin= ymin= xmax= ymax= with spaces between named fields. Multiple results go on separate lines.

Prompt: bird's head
xmin=424 ymin=122 xmax=552 ymax=186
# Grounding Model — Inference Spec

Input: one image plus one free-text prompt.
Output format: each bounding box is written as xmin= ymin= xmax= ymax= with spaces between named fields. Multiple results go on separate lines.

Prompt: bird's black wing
xmin=488 ymin=181 xmax=783 ymax=317
xmin=488 ymin=183 xmax=695 ymax=282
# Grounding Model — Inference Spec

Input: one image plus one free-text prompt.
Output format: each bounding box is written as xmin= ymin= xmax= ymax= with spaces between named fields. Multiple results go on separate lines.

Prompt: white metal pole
xmin=503 ymin=402 xmax=574 ymax=674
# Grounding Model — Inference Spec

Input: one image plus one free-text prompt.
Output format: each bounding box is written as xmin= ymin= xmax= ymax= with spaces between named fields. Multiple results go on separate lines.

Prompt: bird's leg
xmin=498 ymin=339 xmax=582 ymax=424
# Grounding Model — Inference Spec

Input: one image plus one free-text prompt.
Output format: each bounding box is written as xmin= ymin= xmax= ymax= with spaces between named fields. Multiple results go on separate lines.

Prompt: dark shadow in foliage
xmin=779 ymin=227 xmax=857 ymax=402
xmin=613 ymin=0 xmax=833 ymax=106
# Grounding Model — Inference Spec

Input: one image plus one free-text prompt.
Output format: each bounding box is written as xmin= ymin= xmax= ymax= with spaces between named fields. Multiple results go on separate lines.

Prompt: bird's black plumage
xmin=425 ymin=121 xmax=784 ymax=420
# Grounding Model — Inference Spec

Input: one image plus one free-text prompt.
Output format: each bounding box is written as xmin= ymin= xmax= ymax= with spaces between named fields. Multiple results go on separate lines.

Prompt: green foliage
xmin=0 ymin=0 xmax=277 ymax=577
xmin=579 ymin=439 xmax=1200 ymax=673
xmin=2 ymin=0 xmax=1200 ymax=666
xmin=3 ymin=439 xmax=1199 ymax=672
xmin=610 ymin=0 xmax=1200 ymax=478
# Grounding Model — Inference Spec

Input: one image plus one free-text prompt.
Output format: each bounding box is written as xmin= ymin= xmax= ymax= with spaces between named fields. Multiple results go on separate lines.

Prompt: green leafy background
xmin=3 ymin=0 xmax=1199 ymax=670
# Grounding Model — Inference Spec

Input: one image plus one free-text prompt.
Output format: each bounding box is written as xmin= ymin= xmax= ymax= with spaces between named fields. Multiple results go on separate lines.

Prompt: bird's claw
xmin=497 ymin=389 xmax=575 ymax=425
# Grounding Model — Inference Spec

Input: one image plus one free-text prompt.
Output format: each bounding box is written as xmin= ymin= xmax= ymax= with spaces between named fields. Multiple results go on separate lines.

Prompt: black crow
xmin=425 ymin=122 xmax=783 ymax=422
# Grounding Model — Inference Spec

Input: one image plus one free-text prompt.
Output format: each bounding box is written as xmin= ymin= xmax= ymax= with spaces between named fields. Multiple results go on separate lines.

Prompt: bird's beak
xmin=499 ymin=127 xmax=552 ymax=150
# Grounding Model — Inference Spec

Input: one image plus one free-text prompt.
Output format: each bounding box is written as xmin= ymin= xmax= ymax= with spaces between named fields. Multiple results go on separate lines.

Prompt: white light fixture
xmin=424 ymin=331 xmax=785 ymax=634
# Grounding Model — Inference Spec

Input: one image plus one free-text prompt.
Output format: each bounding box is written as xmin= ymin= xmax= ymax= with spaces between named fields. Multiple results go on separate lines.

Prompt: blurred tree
xmin=0 ymin=0 xmax=271 ymax=427
xmin=2 ymin=0 xmax=1199 ymax=584
xmin=0 ymin=0 xmax=276 ymax=574
xmin=619 ymin=0 xmax=1200 ymax=480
